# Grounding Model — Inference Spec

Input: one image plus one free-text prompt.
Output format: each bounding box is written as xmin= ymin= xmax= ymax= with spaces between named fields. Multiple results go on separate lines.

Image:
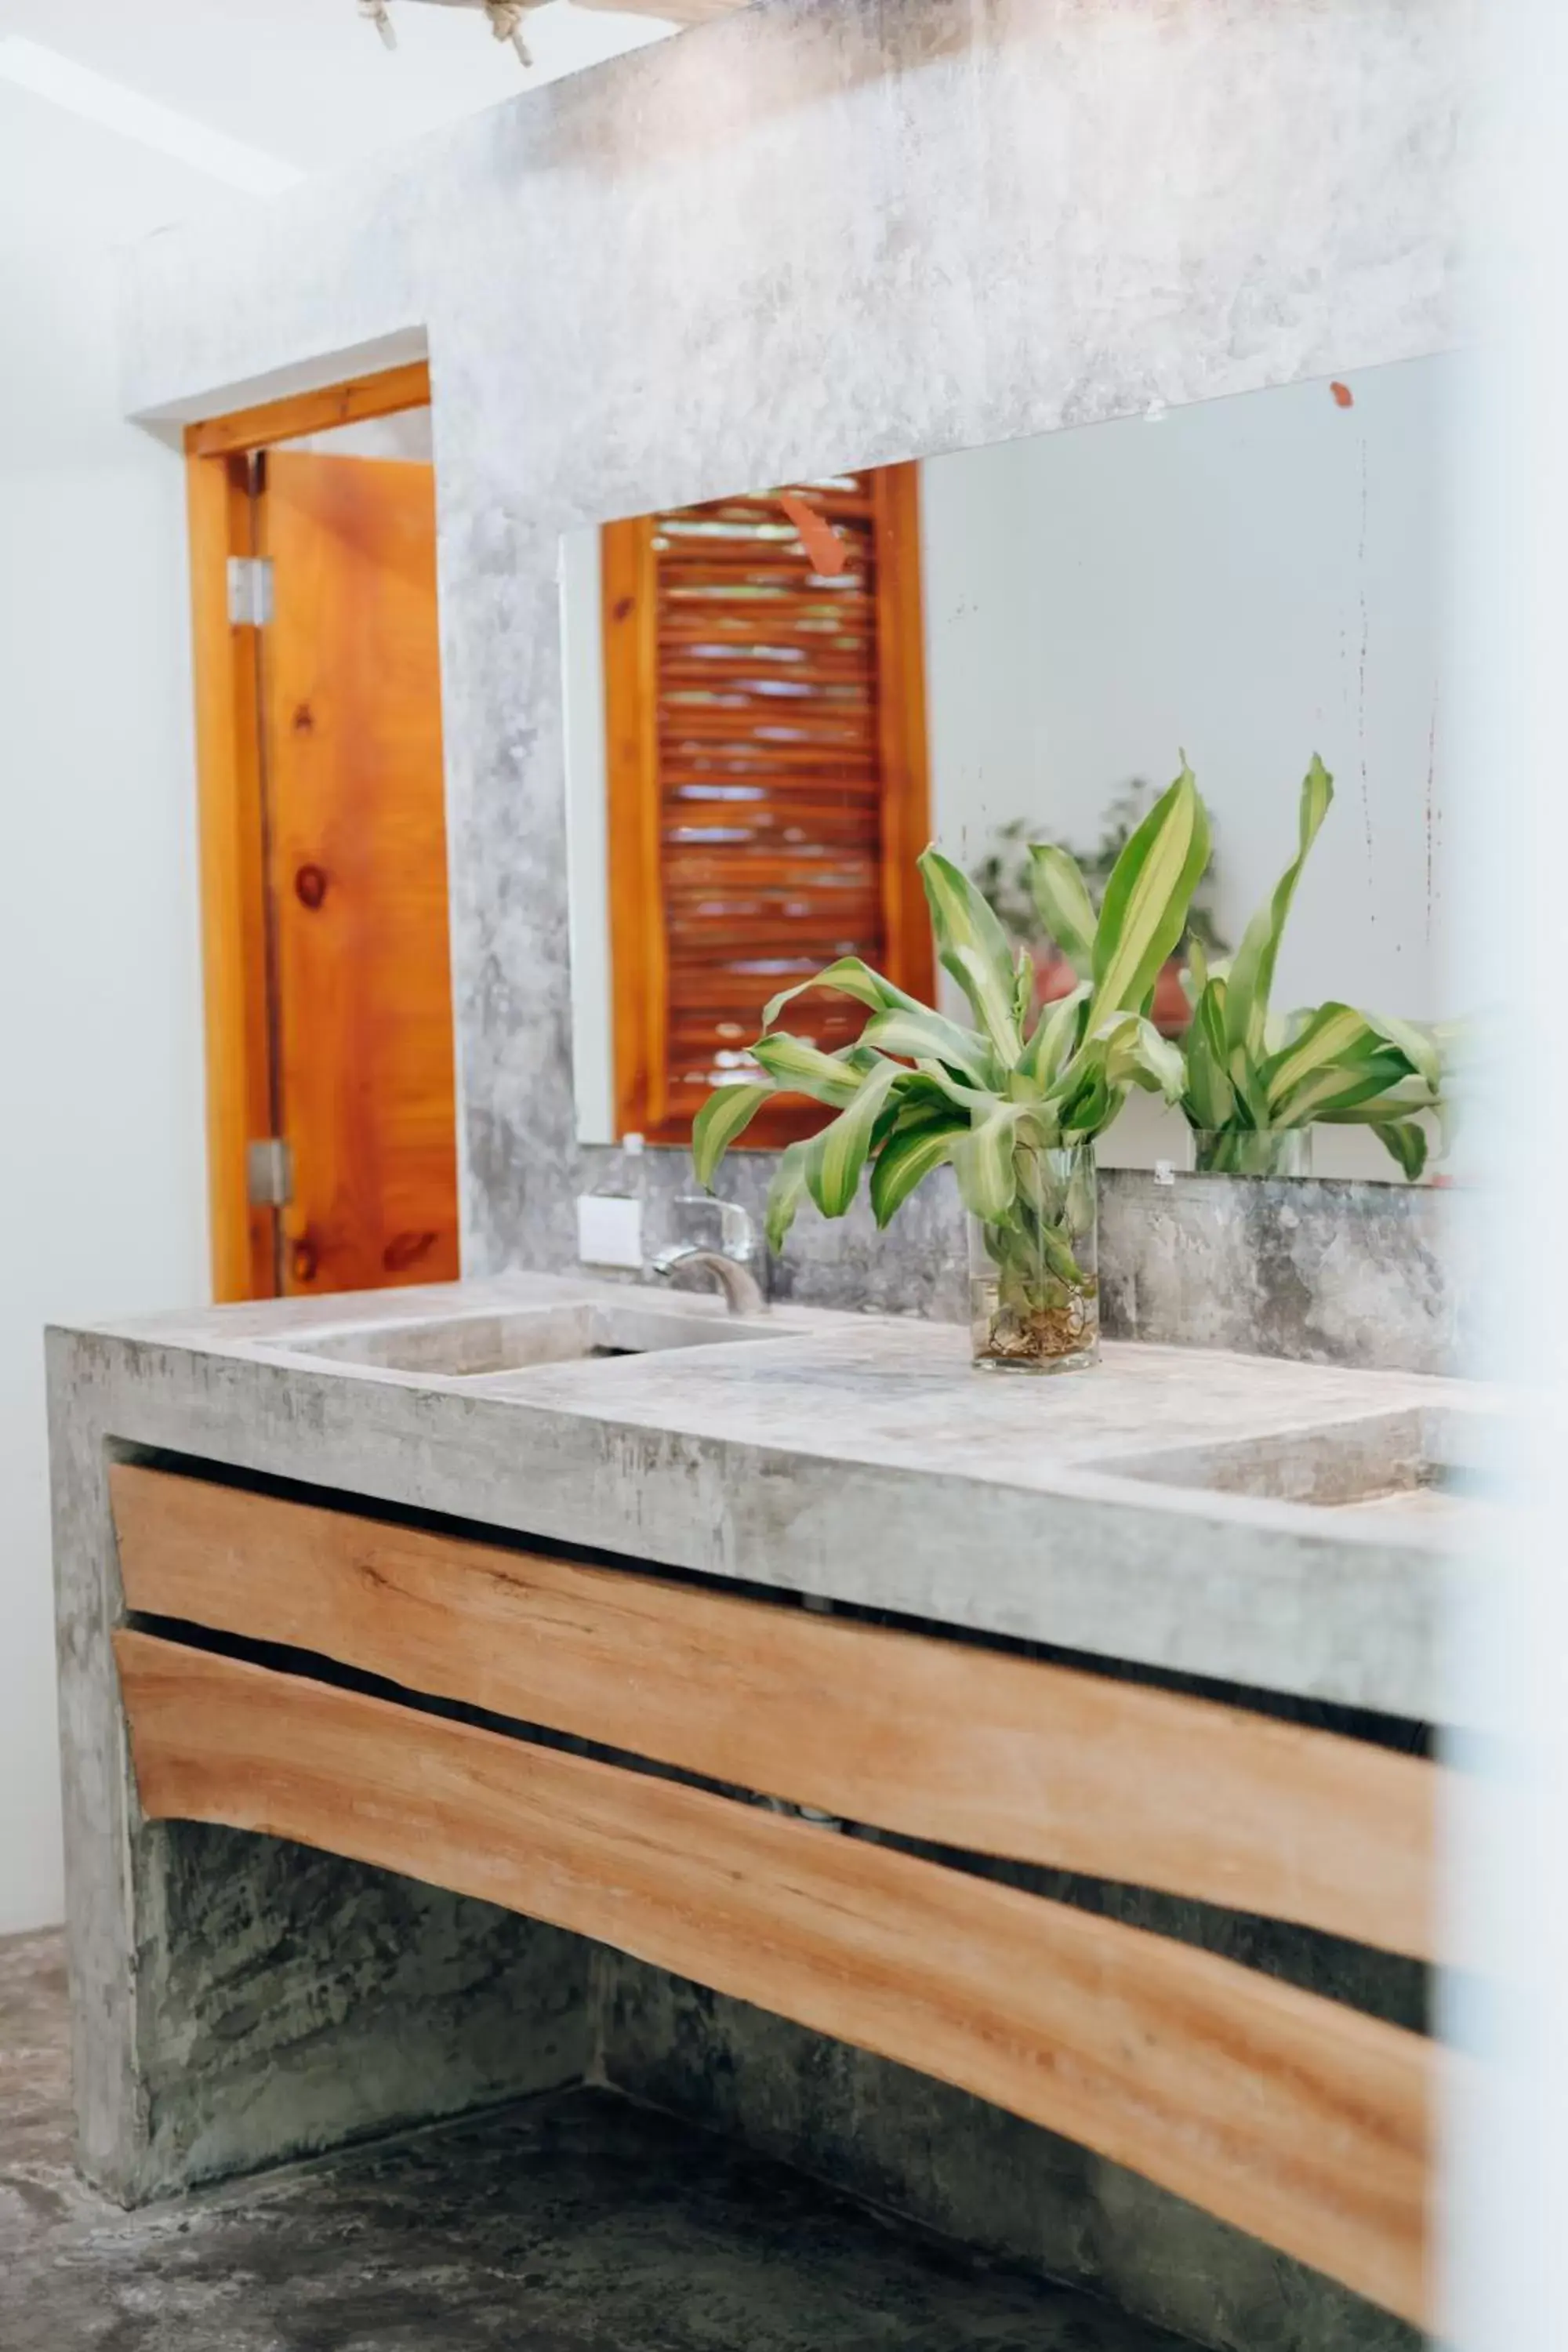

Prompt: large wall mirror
xmin=564 ymin=353 xmax=1454 ymax=1178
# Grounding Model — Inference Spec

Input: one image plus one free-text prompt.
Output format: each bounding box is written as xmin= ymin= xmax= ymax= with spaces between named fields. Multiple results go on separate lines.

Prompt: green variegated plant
xmin=1179 ymin=757 xmax=1446 ymax=1178
xmin=694 ymin=764 xmax=1212 ymax=1367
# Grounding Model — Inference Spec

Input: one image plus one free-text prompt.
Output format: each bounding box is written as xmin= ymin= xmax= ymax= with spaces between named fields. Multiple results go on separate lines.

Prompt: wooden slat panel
xmin=658 ymin=655 xmax=876 ymax=684
xmin=604 ymin=466 xmax=933 ymax=1145
xmin=660 ymin=795 xmax=880 ymax=833
xmin=114 ymin=1631 xmax=1432 ymax=2327
xmin=666 ymin=923 xmax=883 ymax=963
xmin=657 ymin=610 xmax=875 ymax=641
xmin=110 ymin=1466 xmax=1436 ymax=1961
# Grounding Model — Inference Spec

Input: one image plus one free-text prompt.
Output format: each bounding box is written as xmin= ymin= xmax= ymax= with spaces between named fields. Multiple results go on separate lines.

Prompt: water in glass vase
xmin=967 ymin=1142 xmax=1099 ymax=1374
xmin=1188 ymin=1129 xmax=1313 ymax=1177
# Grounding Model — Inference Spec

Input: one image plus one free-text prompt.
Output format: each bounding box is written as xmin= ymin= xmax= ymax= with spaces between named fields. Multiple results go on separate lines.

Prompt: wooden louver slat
xmin=606 ymin=464 xmax=934 ymax=1145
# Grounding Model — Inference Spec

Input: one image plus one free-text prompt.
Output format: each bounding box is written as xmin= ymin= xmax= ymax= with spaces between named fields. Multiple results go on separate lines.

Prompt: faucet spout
xmin=650 ymin=1243 xmax=768 ymax=1316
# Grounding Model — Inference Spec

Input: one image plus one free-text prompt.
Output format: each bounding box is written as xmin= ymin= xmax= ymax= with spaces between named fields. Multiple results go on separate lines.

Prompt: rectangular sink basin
xmin=262 ymin=1301 xmax=783 ymax=1380
xmin=1108 ymin=1405 xmax=1501 ymax=1519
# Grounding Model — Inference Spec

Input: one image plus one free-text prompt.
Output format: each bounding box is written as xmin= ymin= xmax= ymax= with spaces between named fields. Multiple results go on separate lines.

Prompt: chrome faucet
xmin=650 ymin=1196 xmax=768 ymax=1316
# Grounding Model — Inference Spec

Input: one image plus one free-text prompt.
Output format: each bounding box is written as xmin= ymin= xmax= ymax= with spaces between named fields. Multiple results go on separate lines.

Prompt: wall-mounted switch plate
xmin=576 ymin=1193 xmax=644 ymax=1270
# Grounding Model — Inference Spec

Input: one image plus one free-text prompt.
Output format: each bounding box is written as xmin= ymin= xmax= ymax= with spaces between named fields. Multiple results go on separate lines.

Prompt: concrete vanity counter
xmin=48 ymin=1272 xmax=1475 ymax=2342
xmin=53 ymin=1269 xmax=1480 ymax=1724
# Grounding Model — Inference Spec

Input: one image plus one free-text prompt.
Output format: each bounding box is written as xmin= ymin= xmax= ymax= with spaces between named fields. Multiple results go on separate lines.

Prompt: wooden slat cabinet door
xmin=260 ymin=451 xmax=460 ymax=1296
xmin=604 ymin=466 xmax=934 ymax=1145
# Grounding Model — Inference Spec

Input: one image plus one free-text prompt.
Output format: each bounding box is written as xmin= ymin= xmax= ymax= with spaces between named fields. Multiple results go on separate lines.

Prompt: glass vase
xmin=967 ymin=1141 xmax=1099 ymax=1374
xmin=1188 ymin=1129 xmax=1313 ymax=1178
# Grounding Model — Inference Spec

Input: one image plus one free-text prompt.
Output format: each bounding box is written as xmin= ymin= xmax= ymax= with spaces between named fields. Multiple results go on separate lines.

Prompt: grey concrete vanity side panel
xmin=117 ymin=0 xmax=1470 ymax=1316
xmin=47 ymin=1326 xmax=595 ymax=2202
xmin=597 ymin=1963 xmax=1419 ymax=2352
xmin=1099 ymin=1171 xmax=1465 ymax=1377
xmin=46 ymin=1329 xmax=142 ymax=2195
xmin=51 ymin=1321 xmax=1454 ymax=1723
xmin=132 ymin=1826 xmax=592 ymax=2200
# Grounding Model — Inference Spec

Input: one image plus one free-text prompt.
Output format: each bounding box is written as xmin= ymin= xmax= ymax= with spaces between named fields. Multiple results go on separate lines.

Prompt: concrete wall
xmin=115 ymin=0 xmax=1468 ymax=1285
xmin=0 ymin=89 xmax=230 ymax=1935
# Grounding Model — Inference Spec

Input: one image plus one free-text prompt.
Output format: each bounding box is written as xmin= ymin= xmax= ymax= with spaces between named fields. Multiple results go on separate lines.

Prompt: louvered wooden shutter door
xmin=604 ymin=463 xmax=932 ymax=1145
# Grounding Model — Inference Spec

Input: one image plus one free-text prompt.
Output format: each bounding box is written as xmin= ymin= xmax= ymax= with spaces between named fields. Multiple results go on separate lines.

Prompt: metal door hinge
xmin=246 ymin=1138 xmax=294 ymax=1209
xmin=227 ymin=556 xmax=274 ymax=626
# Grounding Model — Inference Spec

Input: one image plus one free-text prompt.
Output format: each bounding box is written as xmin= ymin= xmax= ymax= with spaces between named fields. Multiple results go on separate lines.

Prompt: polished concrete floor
xmin=1 ymin=1926 xmax=1194 ymax=2352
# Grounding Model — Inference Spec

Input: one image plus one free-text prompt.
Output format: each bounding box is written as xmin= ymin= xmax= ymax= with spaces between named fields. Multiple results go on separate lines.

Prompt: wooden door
xmin=259 ymin=451 xmax=460 ymax=1296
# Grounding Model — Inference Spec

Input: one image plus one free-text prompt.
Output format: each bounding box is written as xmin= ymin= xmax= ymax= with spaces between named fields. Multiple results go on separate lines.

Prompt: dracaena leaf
xmin=918 ymin=846 xmax=1023 ymax=1065
xmin=1028 ymin=844 xmax=1097 ymax=978
xmin=750 ymin=1032 xmax=875 ymax=1107
xmin=1011 ymin=945 xmax=1036 ymax=1031
xmin=760 ymin=956 xmax=924 ymax=1034
xmin=1225 ymin=1044 xmax=1271 ymax=1127
xmin=1371 ymin=1119 xmax=1430 ymax=1180
xmin=869 ymin=1119 xmax=962 ymax=1226
xmin=1312 ymin=1078 xmax=1438 ymax=1123
xmin=692 ymin=1083 xmax=775 ymax=1190
xmin=1057 ymin=1064 xmax=1116 ymax=1138
xmin=1181 ymin=982 xmax=1234 ymax=1129
xmin=1088 ymin=760 xmax=1211 ymax=1025
xmin=889 ymin=1071 xmax=969 ymax=1127
xmin=1363 ymin=1007 xmax=1443 ymax=1094
xmin=1018 ymin=982 xmax=1090 ymax=1087
xmin=1225 ymin=754 xmax=1334 ymax=1059
xmin=913 ymin=1058 xmax=994 ymax=1114
xmin=764 ymin=1139 xmax=812 ymax=1253
xmin=1272 ymin=1050 xmax=1415 ymax=1125
xmin=862 ymin=1007 xmax=997 ymax=1089
xmin=1262 ymin=1001 xmax=1385 ymax=1114
xmin=805 ymin=1062 xmax=904 ymax=1217
xmin=1101 ymin=1013 xmax=1185 ymax=1100
xmin=950 ymin=1100 xmax=1025 ymax=1222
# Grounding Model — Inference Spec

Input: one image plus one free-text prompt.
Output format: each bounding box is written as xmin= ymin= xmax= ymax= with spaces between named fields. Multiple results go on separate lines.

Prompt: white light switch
xmin=576 ymin=1193 xmax=644 ymax=1270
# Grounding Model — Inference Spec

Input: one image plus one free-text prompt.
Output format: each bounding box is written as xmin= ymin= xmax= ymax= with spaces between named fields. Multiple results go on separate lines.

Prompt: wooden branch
xmin=111 ymin=1465 xmax=1437 ymax=1958
xmin=115 ymin=1631 xmax=1432 ymax=2326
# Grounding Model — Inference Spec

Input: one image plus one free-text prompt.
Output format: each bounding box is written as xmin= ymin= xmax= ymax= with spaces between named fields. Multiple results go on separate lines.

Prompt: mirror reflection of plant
xmin=693 ymin=767 xmax=1212 ymax=1334
xmin=1178 ymin=757 xmax=1446 ymax=1178
xmin=971 ymin=783 xmax=1229 ymax=965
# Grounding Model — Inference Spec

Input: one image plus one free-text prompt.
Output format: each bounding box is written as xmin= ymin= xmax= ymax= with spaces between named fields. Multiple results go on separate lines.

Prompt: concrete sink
xmin=1108 ymin=1403 xmax=1496 ymax=1522
xmin=260 ymin=1299 xmax=784 ymax=1381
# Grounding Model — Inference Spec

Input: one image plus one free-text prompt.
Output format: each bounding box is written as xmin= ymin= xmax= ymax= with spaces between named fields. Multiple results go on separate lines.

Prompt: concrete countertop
xmin=49 ymin=1272 xmax=1490 ymax=1726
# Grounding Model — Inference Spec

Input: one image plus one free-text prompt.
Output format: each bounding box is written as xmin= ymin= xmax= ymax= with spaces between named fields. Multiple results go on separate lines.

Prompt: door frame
xmin=185 ymin=361 xmax=432 ymax=1301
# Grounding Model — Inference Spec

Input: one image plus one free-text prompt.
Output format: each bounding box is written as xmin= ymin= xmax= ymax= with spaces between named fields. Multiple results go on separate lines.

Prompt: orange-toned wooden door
xmin=259 ymin=450 xmax=460 ymax=1296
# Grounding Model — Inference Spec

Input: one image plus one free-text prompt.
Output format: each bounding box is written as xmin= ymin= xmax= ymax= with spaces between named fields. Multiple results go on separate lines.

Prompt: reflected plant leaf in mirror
xmin=970 ymin=780 xmax=1229 ymax=1040
xmin=1178 ymin=757 xmax=1450 ymax=1178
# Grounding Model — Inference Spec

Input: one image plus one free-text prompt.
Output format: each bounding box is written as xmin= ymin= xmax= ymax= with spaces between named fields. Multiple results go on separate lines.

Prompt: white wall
xmin=0 ymin=91 xmax=224 ymax=1933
